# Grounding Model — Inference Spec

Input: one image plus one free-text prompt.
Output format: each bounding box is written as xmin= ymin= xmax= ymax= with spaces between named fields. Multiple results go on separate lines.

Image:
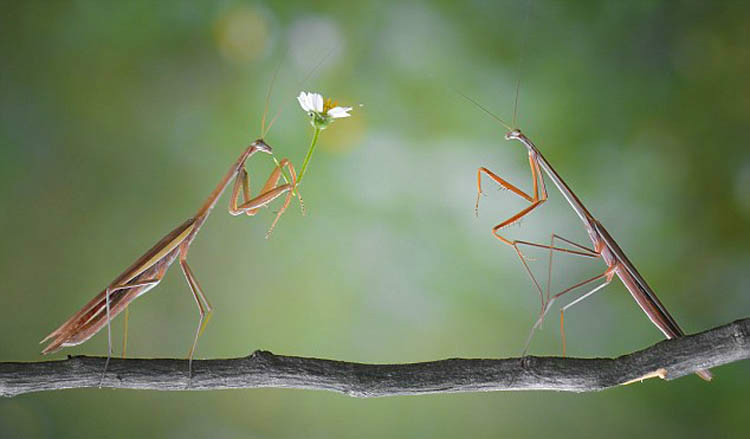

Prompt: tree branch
xmin=2 ymin=318 xmax=748 ymax=398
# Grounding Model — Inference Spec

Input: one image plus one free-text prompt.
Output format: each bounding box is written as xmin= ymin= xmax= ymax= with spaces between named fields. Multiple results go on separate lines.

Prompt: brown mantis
xmin=40 ymin=81 xmax=351 ymax=386
xmin=40 ymin=110 xmax=304 ymax=381
xmin=473 ymin=104 xmax=713 ymax=381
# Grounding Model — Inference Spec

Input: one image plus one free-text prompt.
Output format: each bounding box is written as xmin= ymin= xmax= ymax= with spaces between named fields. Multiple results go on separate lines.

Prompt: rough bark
xmin=1 ymin=318 xmax=747 ymax=398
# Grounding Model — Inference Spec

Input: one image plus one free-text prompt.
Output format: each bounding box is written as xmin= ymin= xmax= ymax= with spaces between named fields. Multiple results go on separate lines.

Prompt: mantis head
xmin=504 ymin=129 xmax=523 ymax=141
xmin=251 ymin=139 xmax=273 ymax=154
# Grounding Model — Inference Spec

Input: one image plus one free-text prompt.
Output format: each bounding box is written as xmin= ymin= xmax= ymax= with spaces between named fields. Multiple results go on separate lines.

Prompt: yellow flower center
xmin=322 ymin=97 xmax=338 ymax=113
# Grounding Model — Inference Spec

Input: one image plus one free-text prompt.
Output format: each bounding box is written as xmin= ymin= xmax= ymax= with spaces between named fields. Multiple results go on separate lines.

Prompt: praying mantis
xmin=39 ymin=136 xmax=298 ymax=378
xmin=473 ymin=103 xmax=713 ymax=381
xmin=40 ymin=82 xmax=351 ymax=382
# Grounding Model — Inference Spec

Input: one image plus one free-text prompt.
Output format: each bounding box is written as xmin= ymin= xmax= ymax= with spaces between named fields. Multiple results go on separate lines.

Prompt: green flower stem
xmin=297 ymin=127 xmax=321 ymax=186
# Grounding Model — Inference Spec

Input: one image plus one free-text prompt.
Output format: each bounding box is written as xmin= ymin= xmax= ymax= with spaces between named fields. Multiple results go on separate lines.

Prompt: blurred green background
xmin=1 ymin=1 xmax=748 ymax=437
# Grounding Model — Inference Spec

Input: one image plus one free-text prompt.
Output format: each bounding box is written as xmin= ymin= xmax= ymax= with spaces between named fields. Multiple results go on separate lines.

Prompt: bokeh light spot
xmin=214 ymin=5 xmax=270 ymax=64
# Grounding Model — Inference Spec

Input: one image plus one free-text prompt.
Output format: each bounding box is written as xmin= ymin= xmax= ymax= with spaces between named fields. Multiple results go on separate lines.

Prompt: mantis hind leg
xmin=544 ymin=234 xmax=598 ymax=306
xmin=558 ymin=273 xmax=614 ymax=356
xmin=98 ymin=278 xmax=162 ymax=387
xmin=122 ymin=306 xmax=129 ymax=358
xmin=522 ymin=266 xmax=616 ymax=356
xmin=541 ymin=233 xmax=608 ymax=355
xmin=505 ymin=234 xmax=599 ymax=325
xmin=178 ymin=247 xmax=213 ymax=386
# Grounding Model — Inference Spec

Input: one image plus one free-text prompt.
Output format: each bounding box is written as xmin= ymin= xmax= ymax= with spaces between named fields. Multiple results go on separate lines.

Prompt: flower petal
xmin=297 ymin=92 xmax=311 ymax=112
xmin=311 ymin=93 xmax=324 ymax=112
xmin=306 ymin=93 xmax=316 ymax=111
xmin=327 ymin=106 xmax=352 ymax=118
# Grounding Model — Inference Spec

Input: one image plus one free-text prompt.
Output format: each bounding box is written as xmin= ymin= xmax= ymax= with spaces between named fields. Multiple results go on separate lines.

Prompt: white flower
xmin=326 ymin=106 xmax=352 ymax=118
xmin=297 ymin=91 xmax=323 ymax=113
xmin=297 ymin=91 xmax=352 ymax=129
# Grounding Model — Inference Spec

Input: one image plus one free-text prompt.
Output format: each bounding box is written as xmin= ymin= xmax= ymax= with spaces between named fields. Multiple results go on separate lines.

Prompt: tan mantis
xmin=40 ymin=98 xmax=305 ymax=381
xmin=40 ymin=77 xmax=352 ymax=387
xmin=472 ymin=99 xmax=713 ymax=381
